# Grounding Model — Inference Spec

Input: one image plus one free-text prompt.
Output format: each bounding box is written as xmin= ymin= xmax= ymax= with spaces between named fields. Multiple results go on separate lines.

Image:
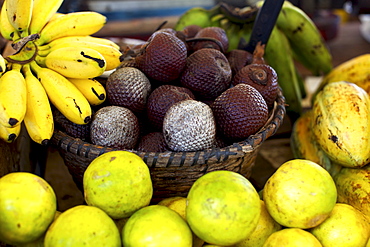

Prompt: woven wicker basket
xmin=50 ymin=87 xmax=285 ymax=202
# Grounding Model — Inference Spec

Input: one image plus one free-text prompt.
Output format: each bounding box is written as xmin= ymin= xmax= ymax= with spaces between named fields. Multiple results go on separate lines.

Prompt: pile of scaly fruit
xmin=291 ymin=53 xmax=370 ymax=222
xmin=0 ymin=0 xmax=122 ymax=145
xmin=175 ymin=1 xmax=333 ymax=120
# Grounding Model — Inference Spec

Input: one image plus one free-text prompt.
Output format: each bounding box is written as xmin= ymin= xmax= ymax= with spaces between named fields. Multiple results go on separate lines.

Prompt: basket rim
xmin=51 ymin=87 xmax=286 ymax=168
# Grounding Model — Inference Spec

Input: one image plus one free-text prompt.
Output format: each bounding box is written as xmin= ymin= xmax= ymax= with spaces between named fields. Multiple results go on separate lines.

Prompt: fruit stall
xmin=1 ymin=0 xmax=370 ymax=246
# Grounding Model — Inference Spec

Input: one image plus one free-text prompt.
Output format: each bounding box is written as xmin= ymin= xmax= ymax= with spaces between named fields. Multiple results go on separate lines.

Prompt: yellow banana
xmin=36 ymin=46 xmax=106 ymax=79
xmin=38 ymin=41 xmax=122 ymax=71
xmin=312 ymin=81 xmax=370 ymax=168
xmin=0 ymin=122 xmax=21 ymax=143
xmin=5 ymin=40 xmax=37 ymax=64
xmin=315 ymin=54 xmax=370 ymax=96
xmin=276 ymin=1 xmax=332 ymax=76
xmin=264 ymin=26 xmax=302 ymax=120
xmin=0 ymin=0 xmax=20 ymax=41
xmin=334 ymin=165 xmax=370 ymax=222
xmin=6 ymin=0 xmax=33 ymax=37
xmin=22 ymin=64 xmax=54 ymax=145
xmin=68 ymin=78 xmax=106 ymax=106
xmin=0 ymin=54 xmax=7 ymax=76
xmin=35 ymin=11 xmax=107 ymax=45
xmin=0 ymin=63 xmax=27 ymax=127
xmin=29 ymin=0 xmax=64 ymax=35
xmin=40 ymin=35 xmax=121 ymax=50
xmin=30 ymin=61 xmax=92 ymax=125
xmin=48 ymin=12 xmax=65 ymax=22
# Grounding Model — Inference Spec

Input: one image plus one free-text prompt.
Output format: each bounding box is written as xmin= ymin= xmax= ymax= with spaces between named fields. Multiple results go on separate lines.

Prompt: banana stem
xmin=11 ymin=63 xmax=23 ymax=72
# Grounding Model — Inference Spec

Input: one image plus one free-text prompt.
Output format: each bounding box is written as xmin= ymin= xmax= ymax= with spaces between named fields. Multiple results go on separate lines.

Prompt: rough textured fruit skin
xmin=146 ymin=84 xmax=195 ymax=131
xmin=310 ymin=203 xmax=370 ymax=247
xmin=211 ymin=83 xmax=268 ymax=142
xmin=263 ymin=228 xmax=322 ymax=247
xmin=186 ymin=170 xmax=261 ymax=246
xmin=163 ymin=99 xmax=216 ymax=152
xmin=135 ymin=31 xmax=187 ymax=82
xmin=333 ymin=165 xmax=370 ymax=222
xmin=312 ymin=81 xmax=370 ymax=168
xmin=83 ymin=151 xmax=153 ymax=219
xmin=191 ymin=26 xmax=229 ymax=53
xmin=263 ymin=159 xmax=337 ymax=229
xmin=181 ymin=48 xmax=232 ymax=100
xmin=44 ymin=205 xmax=121 ymax=247
xmin=90 ymin=106 xmax=140 ymax=149
xmin=232 ymin=63 xmax=279 ymax=108
xmin=106 ymin=67 xmax=152 ymax=114
xmin=136 ymin=132 xmax=168 ymax=152
xmin=226 ymin=49 xmax=253 ymax=76
xmin=122 ymin=205 xmax=192 ymax=247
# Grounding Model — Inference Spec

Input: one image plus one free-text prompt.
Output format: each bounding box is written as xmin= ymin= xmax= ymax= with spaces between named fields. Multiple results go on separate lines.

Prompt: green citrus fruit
xmin=234 ymin=200 xmax=282 ymax=247
xmin=83 ymin=150 xmax=153 ymax=219
xmin=44 ymin=205 xmax=121 ymax=246
xmin=263 ymin=159 xmax=337 ymax=228
xmin=186 ymin=170 xmax=261 ymax=246
xmin=0 ymin=172 xmax=57 ymax=245
xmin=122 ymin=205 xmax=192 ymax=247
xmin=310 ymin=203 xmax=370 ymax=247
xmin=263 ymin=228 xmax=322 ymax=246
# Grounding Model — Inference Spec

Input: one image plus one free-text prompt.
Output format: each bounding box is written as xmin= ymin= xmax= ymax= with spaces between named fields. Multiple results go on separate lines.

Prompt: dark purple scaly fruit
xmin=226 ymin=49 xmax=253 ymax=76
xmin=136 ymin=132 xmax=168 ymax=152
xmin=180 ymin=48 xmax=232 ymax=100
xmin=90 ymin=106 xmax=140 ymax=149
xmin=232 ymin=63 xmax=278 ymax=108
xmin=146 ymin=84 xmax=195 ymax=131
xmin=135 ymin=30 xmax=187 ymax=82
xmin=106 ymin=67 xmax=152 ymax=114
xmin=211 ymin=83 xmax=268 ymax=141
xmin=189 ymin=26 xmax=229 ymax=53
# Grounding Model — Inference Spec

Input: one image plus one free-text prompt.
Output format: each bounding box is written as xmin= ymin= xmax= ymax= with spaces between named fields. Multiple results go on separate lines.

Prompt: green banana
xmin=312 ymin=81 xmax=370 ymax=168
xmin=174 ymin=6 xmax=221 ymax=31
xmin=276 ymin=1 xmax=332 ymax=76
xmin=264 ymin=26 xmax=302 ymax=120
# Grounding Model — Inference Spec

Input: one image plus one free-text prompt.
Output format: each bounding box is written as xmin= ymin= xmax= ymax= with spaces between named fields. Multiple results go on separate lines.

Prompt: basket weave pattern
xmin=51 ymin=87 xmax=285 ymax=201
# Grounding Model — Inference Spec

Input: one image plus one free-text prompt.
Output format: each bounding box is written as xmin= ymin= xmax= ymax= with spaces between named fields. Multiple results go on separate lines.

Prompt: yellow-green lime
xmin=234 ymin=200 xmax=282 ymax=247
xmin=157 ymin=196 xmax=204 ymax=247
xmin=0 ymin=172 xmax=57 ymax=245
xmin=310 ymin=203 xmax=370 ymax=247
xmin=263 ymin=159 xmax=337 ymax=228
xmin=186 ymin=170 xmax=261 ymax=246
xmin=263 ymin=228 xmax=322 ymax=246
xmin=83 ymin=150 xmax=153 ymax=219
xmin=122 ymin=205 xmax=192 ymax=247
xmin=44 ymin=205 xmax=121 ymax=246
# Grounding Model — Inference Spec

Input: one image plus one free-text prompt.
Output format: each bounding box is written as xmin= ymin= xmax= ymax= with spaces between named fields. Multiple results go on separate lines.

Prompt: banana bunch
xmin=0 ymin=0 xmax=122 ymax=145
xmin=174 ymin=1 xmax=333 ymax=121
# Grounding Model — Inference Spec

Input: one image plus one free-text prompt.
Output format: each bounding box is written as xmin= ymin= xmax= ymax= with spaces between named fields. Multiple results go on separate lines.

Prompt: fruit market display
xmin=2 ymin=155 xmax=370 ymax=246
xmin=0 ymin=0 xmax=122 ymax=145
xmin=175 ymin=0 xmax=333 ymax=120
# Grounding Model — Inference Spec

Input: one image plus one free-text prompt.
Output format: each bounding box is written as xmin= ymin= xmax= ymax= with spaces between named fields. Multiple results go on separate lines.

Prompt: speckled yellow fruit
xmin=83 ymin=150 xmax=153 ymax=219
xmin=310 ymin=203 xmax=370 ymax=247
xmin=234 ymin=200 xmax=282 ymax=247
xmin=122 ymin=205 xmax=192 ymax=247
xmin=262 ymin=228 xmax=322 ymax=246
xmin=158 ymin=196 xmax=204 ymax=247
xmin=263 ymin=159 xmax=337 ymax=229
xmin=44 ymin=205 xmax=121 ymax=247
xmin=0 ymin=172 xmax=57 ymax=246
xmin=186 ymin=170 xmax=261 ymax=246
